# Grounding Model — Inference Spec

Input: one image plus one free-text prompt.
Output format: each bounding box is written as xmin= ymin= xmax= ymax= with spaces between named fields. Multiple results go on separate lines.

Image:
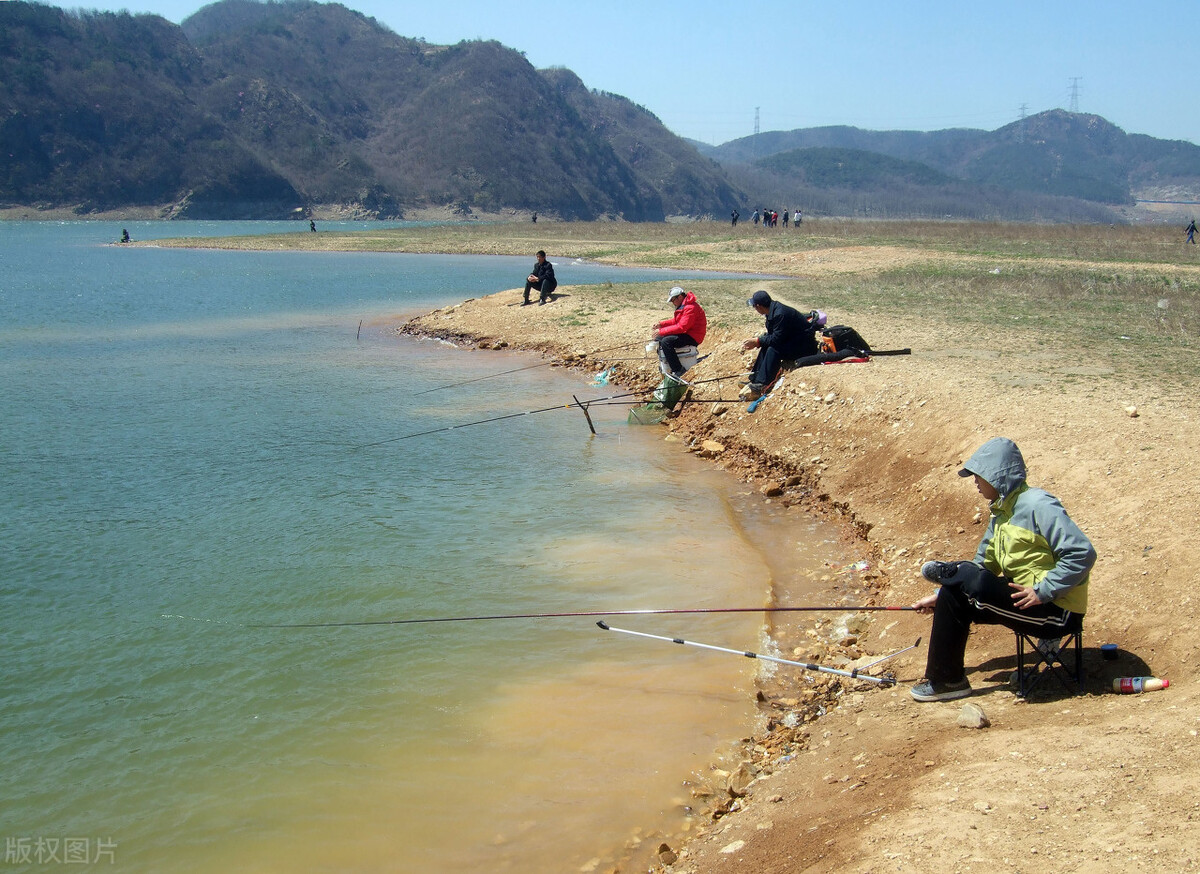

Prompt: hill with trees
xmin=1 ymin=0 xmax=742 ymax=219
xmin=2 ymin=0 xmax=1197 ymax=222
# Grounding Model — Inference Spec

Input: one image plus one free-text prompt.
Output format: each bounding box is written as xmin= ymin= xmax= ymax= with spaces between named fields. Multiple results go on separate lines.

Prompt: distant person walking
xmin=752 ymin=209 xmax=760 ymax=226
xmin=310 ymin=220 xmax=316 ymax=232
xmin=532 ymin=212 xmax=538 ymax=223
xmin=794 ymin=209 xmax=802 ymax=225
xmin=1187 ymin=219 xmax=1197 ymax=244
xmin=731 ymin=209 xmax=739 ymax=227
xmin=522 ymin=250 xmax=557 ymax=306
xmin=782 ymin=209 xmax=789 ymax=228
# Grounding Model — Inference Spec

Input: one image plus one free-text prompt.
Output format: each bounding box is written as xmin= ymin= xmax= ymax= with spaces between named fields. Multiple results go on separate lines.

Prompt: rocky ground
xmin=398 ymin=241 xmax=1200 ymax=874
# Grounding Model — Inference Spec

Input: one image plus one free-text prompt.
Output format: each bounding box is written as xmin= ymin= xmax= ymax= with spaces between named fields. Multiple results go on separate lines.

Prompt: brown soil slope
xmin=398 ymin=240 xmax=1200 ymax=873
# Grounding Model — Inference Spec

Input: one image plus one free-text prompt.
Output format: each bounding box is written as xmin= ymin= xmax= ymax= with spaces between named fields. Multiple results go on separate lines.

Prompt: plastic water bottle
xmin=1112 ymin=676 xmax=1169 ymax=693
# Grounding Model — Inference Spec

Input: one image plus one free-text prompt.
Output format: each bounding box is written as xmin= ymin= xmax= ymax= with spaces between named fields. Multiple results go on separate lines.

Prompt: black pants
xmin=523 ymin=279 xmax=556 ymax=303
xmin=924 ymin=562 xmax=1080 ymax=684
xmin=659 ymin=333 xmax=698 ymax=376
xmin=751 ymin=344 xmax=809 ymax=386
xmin=790 ymin=348 xmax=863 ymax=368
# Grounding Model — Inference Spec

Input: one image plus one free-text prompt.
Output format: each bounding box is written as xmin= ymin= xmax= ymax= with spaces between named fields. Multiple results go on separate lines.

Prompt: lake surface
xmin=0 ymin=221 xmax=850 ymax=872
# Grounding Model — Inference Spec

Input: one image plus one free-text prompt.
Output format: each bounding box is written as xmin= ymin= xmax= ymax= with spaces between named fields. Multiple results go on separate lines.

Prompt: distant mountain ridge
xmin=2 ymin=0 xmax=1197 ymax=221
xmin=702 ymin=111 xmax=1200 ymax=214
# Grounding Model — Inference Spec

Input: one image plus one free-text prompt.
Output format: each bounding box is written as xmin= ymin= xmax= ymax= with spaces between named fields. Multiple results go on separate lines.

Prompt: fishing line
xmin=596 ymin=621 xmax=921 ymax=686
xmin=412 ymin=341 xmax=644 ymax=396
xmin=350 ymin=386 xmax=659 ymax=447
xmin=247 ymin=605 xmax=915 ymax=629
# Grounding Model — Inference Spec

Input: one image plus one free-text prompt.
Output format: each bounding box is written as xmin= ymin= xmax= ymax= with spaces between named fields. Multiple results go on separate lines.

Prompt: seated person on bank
xmin=653 ymin=285 xmax=707 ymax=380
xmin=910 ymin=437 xmax=1096 ymax=702
xmin=740 ymin=290 xmax=818 ymax=399
xmin=522 ymin=250 xmax=558 ymax=305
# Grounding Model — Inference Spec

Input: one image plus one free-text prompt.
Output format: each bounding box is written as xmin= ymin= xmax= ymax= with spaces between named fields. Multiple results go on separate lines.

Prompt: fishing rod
xmin=250 ymin=605 xmax=915 ymax=629
xmin=354 ymin=401 xmax=580 ymax=447
xmin=351 ymin=383 xmax=671 ymax=447
xmin=413 ymin=341 xmax=644 ymax=396
xmin=587 ymin=397 xmax=752 ymax=407
xmin=596 ymin=621 xmax=921 ymax=687
xmin=353 ymin=376 xmax=745 ymax=447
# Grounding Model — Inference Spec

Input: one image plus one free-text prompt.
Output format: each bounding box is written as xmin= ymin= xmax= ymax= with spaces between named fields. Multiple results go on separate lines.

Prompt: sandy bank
xmin=396 ymin=241 xmax=1200 ymax=872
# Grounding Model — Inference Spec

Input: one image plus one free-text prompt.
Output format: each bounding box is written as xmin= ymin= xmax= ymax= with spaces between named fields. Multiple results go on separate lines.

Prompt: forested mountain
xmin=2 ymin=0 xmax=1196 ymax=221
xmin=0 ymin=2 xmax=302 ymax=216
xmin=0 ymin=0 xmax=741 ymax=219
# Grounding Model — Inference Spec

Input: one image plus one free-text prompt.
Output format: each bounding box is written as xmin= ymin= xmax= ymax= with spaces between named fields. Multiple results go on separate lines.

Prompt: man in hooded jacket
xmin=909 ymin=437 xmax=1096 ymax=702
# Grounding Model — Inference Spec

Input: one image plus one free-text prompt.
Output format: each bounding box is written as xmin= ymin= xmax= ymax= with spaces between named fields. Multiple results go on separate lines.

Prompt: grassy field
xmin=151 ymin=219 xmax=1200 ymax=381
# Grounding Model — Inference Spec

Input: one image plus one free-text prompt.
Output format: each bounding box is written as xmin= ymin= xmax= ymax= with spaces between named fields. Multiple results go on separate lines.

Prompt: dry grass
xmin=149 ymin=219 xmax=1200 ymax=381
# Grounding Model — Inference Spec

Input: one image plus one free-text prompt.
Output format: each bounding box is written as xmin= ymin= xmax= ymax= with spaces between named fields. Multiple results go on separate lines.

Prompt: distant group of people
xmin=750 ymin=208 xmax=801 ymax=227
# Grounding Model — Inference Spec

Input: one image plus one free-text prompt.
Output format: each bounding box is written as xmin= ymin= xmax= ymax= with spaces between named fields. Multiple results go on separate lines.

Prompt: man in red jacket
xmin=654 ymin=286 xmax=707 ymax=379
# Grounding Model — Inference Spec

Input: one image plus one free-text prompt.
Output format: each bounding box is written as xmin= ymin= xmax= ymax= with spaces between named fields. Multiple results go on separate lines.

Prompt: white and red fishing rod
xmin=595 ymin=620 xmax=920 ymax=687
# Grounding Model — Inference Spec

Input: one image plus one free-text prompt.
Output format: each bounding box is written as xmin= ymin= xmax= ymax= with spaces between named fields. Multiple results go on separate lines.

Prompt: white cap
xmin=668 ymin=286 xmax=685 ymax=301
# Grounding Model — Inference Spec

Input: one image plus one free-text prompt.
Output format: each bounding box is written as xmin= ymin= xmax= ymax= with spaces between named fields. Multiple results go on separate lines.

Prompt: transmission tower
xmin=1068 ymin=77 xmax=1082 ymax=113
xmin=1017 ymin=103 xmax=1028 ymax=143
xmin=754 ymin=106 xmax=760 ymax=158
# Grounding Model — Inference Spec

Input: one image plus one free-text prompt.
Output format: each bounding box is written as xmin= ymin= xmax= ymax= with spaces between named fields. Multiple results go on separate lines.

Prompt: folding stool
xmin=1013 ymin=618 xmax=1084 ymax=698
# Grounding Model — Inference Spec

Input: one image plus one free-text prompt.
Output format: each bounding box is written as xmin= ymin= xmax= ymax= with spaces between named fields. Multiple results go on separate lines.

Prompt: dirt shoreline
xmin=397 ymin=249 xmax=1200 ymax=872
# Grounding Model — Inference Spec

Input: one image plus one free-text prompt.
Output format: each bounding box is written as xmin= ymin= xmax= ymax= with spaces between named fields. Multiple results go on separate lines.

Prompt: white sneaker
xmin=1037 ymin=638 xmax=1062 ymax=658
xmin=910 ymin=678 xmax=972 ymax=702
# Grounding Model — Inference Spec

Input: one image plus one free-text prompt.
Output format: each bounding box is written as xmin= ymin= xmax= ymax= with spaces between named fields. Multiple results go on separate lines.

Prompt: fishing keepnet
xmin=627 ymin=375 xmax=688 ymax=425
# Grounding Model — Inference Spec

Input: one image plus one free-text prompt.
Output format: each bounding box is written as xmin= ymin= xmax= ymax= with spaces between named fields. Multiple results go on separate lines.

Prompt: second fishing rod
xmin=354 ymin=373 xmax=744 ymax=447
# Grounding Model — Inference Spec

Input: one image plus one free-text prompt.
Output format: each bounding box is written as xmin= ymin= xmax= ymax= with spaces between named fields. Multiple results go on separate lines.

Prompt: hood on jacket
xmin=958 ymin=437 xmax=1027 ymax=499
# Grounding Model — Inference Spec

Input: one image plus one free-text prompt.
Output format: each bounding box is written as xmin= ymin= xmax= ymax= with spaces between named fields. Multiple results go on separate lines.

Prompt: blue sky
xmin=89 ymin=0 xmax=1196 ymax=146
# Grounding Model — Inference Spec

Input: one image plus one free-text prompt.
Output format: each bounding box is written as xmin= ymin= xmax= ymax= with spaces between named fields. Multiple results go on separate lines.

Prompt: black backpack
xmin=820 ymin=325 xmax=871 ymax=355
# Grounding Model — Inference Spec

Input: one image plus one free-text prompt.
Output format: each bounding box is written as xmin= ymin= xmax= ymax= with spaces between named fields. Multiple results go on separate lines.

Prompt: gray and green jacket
xmin=962 ymin=437 xmax=1095 ymax=615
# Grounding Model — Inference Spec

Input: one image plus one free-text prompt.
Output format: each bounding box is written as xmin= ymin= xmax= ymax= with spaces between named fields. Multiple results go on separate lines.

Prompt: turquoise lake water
xmin=0 ymin=221 xmax=849 ymax=872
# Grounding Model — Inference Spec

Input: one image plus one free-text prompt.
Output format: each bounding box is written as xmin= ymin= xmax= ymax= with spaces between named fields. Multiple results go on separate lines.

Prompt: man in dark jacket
xmin=523 ymin=250 xmax=557 ymax=305
xmin=740 ymin=290 xmax=818 ymax=398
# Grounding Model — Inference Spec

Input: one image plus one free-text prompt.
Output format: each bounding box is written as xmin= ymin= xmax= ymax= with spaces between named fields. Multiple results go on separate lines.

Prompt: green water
xmin=0 ymin=221 xmax=849 ymax=872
